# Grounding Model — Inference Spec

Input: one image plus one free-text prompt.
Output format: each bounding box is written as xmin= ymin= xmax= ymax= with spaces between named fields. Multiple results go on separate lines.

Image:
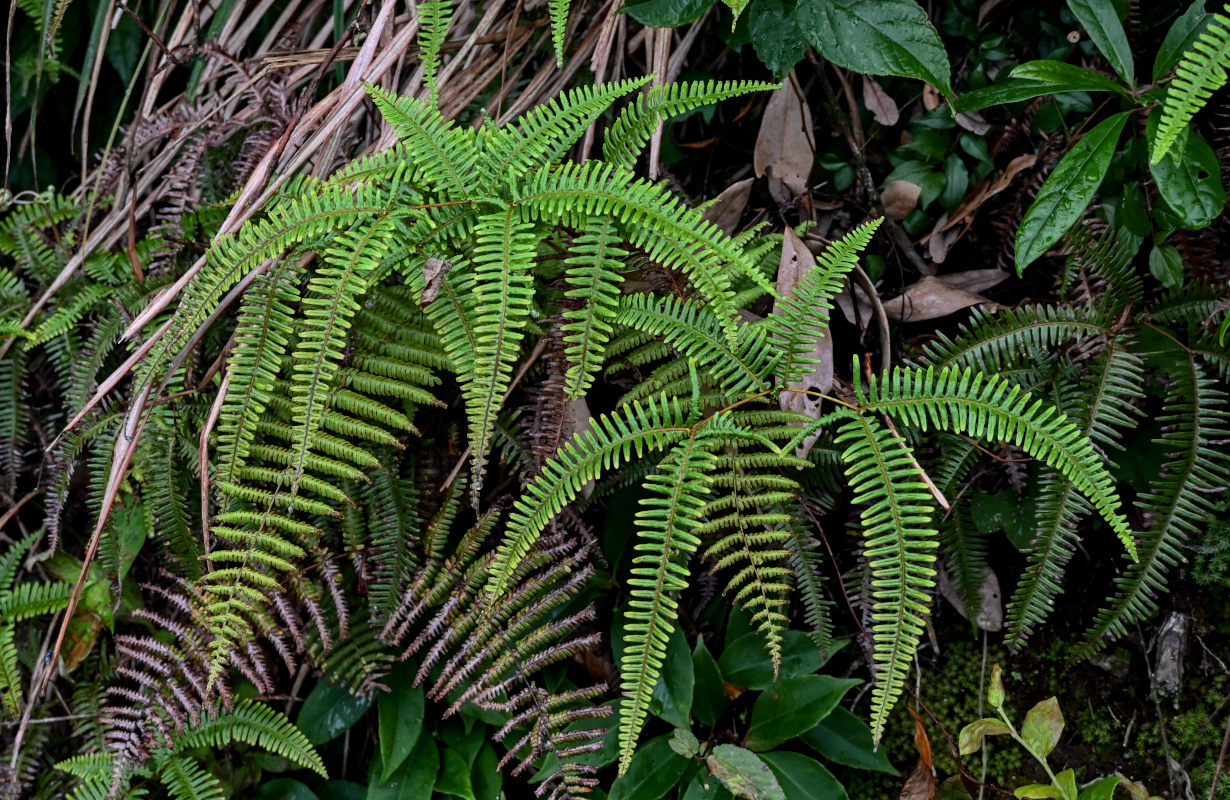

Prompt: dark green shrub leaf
xmin=1148 ymin=244 xmax=1184 ymax=289
xmin=705 ymin=744 xmax=785 ymax=800
xmin=378 ymin=683 xmax=424 ymax=781
xmin=671 ymin=727 xmax=702 ymax=758
xmin=1015 ymin=111 xmax=1131 ymax=273
xmin=743 ymin=675 xmax=860 ymax=751
xmin=1148 ymin=123 xmax=1226 ymax=229
xmin=609 ymin=735 xmax=691 ymax=800
xmin=623 ymin=0 xmax=715 ymax=29
xmin=367 ymin=733 xmax=438 ymax=800
xmin=297 ymin=681 xmax=373 ymax=745
xmin=718 ymin=631 xmax=840 ymax=690
xmin=801 ymin=0 xmax=952 ymax=100
xmin=747 ymin=0 xmax=808 ymax=78
xmin=1066 ymin=0 xmax=1134 ymax=85
xmin=1020 ymin=697 xmax=1064 ymax=758
xmin=801 ymin=706 xmax=899 ymax=774
xmin=251 ymin=779 xmax=320 ymax=800
xmin=761 ymin=752 xmax=848 ymax=800
xmin=957 ymin=718 xmax=1012 ymax=755
xmin=692 ymin=638 xmax=728 ymax=727
xmin=1077 ymin=776 xmax=1124 ymax=800
xmin=1010 ymin=61 xmax=1131 ymax=96
xmin=1154 ymin=1 xmax=1211 ymax=82
xmin=651 ymin=624 xmax=695 ymax=727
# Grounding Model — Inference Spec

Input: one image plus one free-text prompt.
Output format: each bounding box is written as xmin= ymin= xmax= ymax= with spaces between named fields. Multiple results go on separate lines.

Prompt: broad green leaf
xmin=1154 ymin=1 xmax=1211 ymax=82
xmin=747 ymin=0 xmax=808 ymax=79
xmin=1078 ymin=776 xmax=1124 ymax=800
xmin=1020 ymin=697 xmax=1064 ymax=759
xmin=1066 ymin=0 xmax=1134 ymax=85
xmin=1148 ymin=244 xmax=1184 ymax=289
xmin=1054 ymin=770 xmax=1079 ymax=800
xmin=671 ymin=727 xmax=702 ymax=758
xmin=761 ymin=752 xmax=848 ymax=800
xmin=1016 ymin=785 xmax=1065 ymax=799
xmin=650 ymin=625 xmax=695 ymax=728
xmin=988 ymin=664 xmax=1005 ymax=710
xmin=297 ymin=681 xmax=373 ymax=745
xmin=957 ymin=718 xmax=1012 ymax=755
xmin=609 ymin=735 xmax=691 ymax=800
xmin=801 ymin=707 xmax=899 ymax=774
xmin=622 ymin=0 xmax=715 ymax=28
xmin=682 ymin=771 xmax=732 ymax=800
xmin=319 ymin=782 xmax=365 ymax=800
xmin=471 ymin=743 xmax=502 ymax=800
xmin=1010 ymin=61 xmax=1131 ymax=97
xmin=801 ymin=0 xmax=953 ymax=100
xmin=743 ymin=675 xmax=860 ymax=751
xmin=1014 ymin=111 xmax=1131 ymax=273
xmin=378 ymin=683 xmax=425 ymax=781
xmin=692 ymin=639 xmax=728 ymax=727
xmin=435 ymin=722 xmax=485 ymax=800
xmin=1148 ymin=122 xmax=1226 ymax=229
xmin=718 ymin=631 xmax=842 ymax=690
xmin=705 ymin=744 xmax=785 ymax=800
xmin=367 ymin=733 xmax=438 ymax=800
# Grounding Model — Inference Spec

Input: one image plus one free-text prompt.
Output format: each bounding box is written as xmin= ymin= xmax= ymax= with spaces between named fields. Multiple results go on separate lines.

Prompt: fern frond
xmin=834 ymin=411 xmax=937 ymax=744
xmin=1151 ymin=5 xmax=1230 ymax=164
xmin=415 ymin=0 xmax=453 ymax=107
xmin=153 ymin=757 xmax=225 ymax=800
xmin=559 ymin=214 xmax=628 ymax=397
xmin=767 ymin=219 xmax=881 ymax=387
xmin=549 ymin=0 xmax=569 ymax=65
xmin=366 ymin=83 xmax=476 ymax=198
xmin=919 ymin=306 xmax=1111 ymax=373
xmin=158 ymin=699 xmax=325 ymax=775
xmin=1078 ymin=353 xmax=1230 ymax=655
xmin=861 ymin=365 xmax=1134 ymax=557
xmin=603 ymin=80 xmax=779 ymax=169
xmin=618 ymin=430 xmax=720 ymax=773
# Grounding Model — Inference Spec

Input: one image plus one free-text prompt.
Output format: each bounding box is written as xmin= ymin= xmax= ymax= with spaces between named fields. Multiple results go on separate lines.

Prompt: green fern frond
xmin=488 ymin=395 xmax=694 ymax=601
xmin=154 ymin=757 xmax=225 ymax=800
xmin=1151 ymin=5 xmax=1230 ymax=164
xmin=415 ymin=0 xmax=453 ymax=107
xmin=0 ymin=624 xmax=21 ymax=717
xmin=366 ymin=83 xmax=476 ymax=198
xmin=618 ymin=430 xmax=721 ymax=773
xmin=767 ymin=218 xmax=882 ymax=387
xmin=158 ymin=700 xmax=325 ymax=775
xmin=561 ymin=214 xmax=628 ymax=397
xmin=861 ymin=365 xmax=1134 ymax=558
xmin=834 ymin=410 xmax=937 ymax=744
xmin=549 ymin=0 xmax=569 ymax=66
xmin=919 ymin=305 xmax=1111 ymax=373
xmin=1078 ymin=352 xmax=1230 ymax=655
xmin=602 ymin=80 xmax=779 ymax=169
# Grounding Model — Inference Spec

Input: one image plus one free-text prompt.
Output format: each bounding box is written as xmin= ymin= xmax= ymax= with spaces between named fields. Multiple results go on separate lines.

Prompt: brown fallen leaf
xmin=938 ymin=565 xmax=1004 ymax=632
xmin=882 ymin=275 xmax=1002 ymax=323
xmin=701 ymin=177 xmax=755 ymax=235
xmin=922 ymin=82 xmax=943 ymax=111
xmin=754 ymin=70 xmax=814 ymax=205
xmin=773 ymin=228 xmax=831 ymax=459
xmin=421 ymin=257 xmax=451 ymax=305
xmin=864 ymin=76 xmax=899 ymax=126
xmin=882 ymin=180 xmax=922 ymax=220
xmin=901 ymin=707 xmax=937 ymax=800
xmin=939 ymin=268 xmax=1011 ymax=295
xmin=954 ymin=111 xmax=992 ymax=135
xmin=925 ymin=153 xmax=1037 ymax=241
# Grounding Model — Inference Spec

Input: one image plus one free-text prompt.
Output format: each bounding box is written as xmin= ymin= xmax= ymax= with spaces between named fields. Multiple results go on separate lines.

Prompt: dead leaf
xmin=954 ymin=111 xmax=992 ymax=135
xmin=927 ymin=213 xmax=960 ymax=264
xmin=701 ymin=177 xmax=755 ymax=235
xmin=922 ymin=83 xmax=943 ymax=111
xmin=901 ymin=707 xmax=937 ymax=800
xmin=421 ymin=257 xmax=451 ymax=305
xmin=864 ymin=76 xmax=899 ymax=126
xmin=773 ymin=227 xmax=830 ymax=460
xmin=928 ymin=153 xmax=1037 ymax=239
xmin=882 ymin=275 xmax=1002 ymax=323
xmin=939 ymin=268 xmax=1011 ymax=295
xmin=938 ymin=566 xmax=1003 ymax=632
xmin=881 ymin=180 xmax=921 ymax=220
xmin=755 ymin=70 xmax=814 ymax=205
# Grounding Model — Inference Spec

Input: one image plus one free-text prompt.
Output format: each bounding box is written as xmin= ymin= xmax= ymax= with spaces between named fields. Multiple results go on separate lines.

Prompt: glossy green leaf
xmin=718 ymin=631 xmax=841 ymax=691
xmin=367 ymin=733 xmax=438 ymax=800
xmin=705 ymin=744 xmax=785 ymax=800
xmin=297 ymin=681 xmax=373 ymax=745
xmin=801 ymin=707 xmax=899 ymax=774
xmin=378 ymin=684 xmax=425 ymax=781
xmin=1020 ymin=697 xmax=1064 ymax=759
xmin=1078 ymin=776 xmax=1123 ymax=800
xmin=801 ymin=0 xmax=953 ymax=100
xmin=957 ymin=718 xmax=1013 ymax=755
xmin=650 ymin=624 xmax=695 ymax=728
xmin=743 ymin=675 xmax=860 ymax=751
xmin=1066 ymin=0 xmax=1134 ymax=85
xmin=1010 ymin=61 xmax=1131 ymax=96
xmin=622 ymin=0 xmax=715 ymax=29
xmin=682 ymin=771 xmax=733 ymax=800
xmin=761 ymin=752 xmax=848 ymax=800
xmin=435 ymin=723 xmax=485 ymax=800
xmin=1015 ymin=111 xmax=1131 ymax=273
xmin=1154 ymin=1 xmax=1211 ymax=81
xmin=1148 ymin=244 xmax=1184 ymax=289
xmin=747 ymin=0 xmax=808 ymax=79
xmin=608 ymin=735 xmax=691 ymax=800
xmin=1149 ymin=122 xmax=1226 ymax=230
xmin=318 ymin=782 xmax=365 ymax=800
xmin=253 ymin=779 xmax=320 ymax=800
xmin=692 ymin=639 xmax=728 ymax=727
xmin=671 ymin=727 xmax=702 ymax=758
